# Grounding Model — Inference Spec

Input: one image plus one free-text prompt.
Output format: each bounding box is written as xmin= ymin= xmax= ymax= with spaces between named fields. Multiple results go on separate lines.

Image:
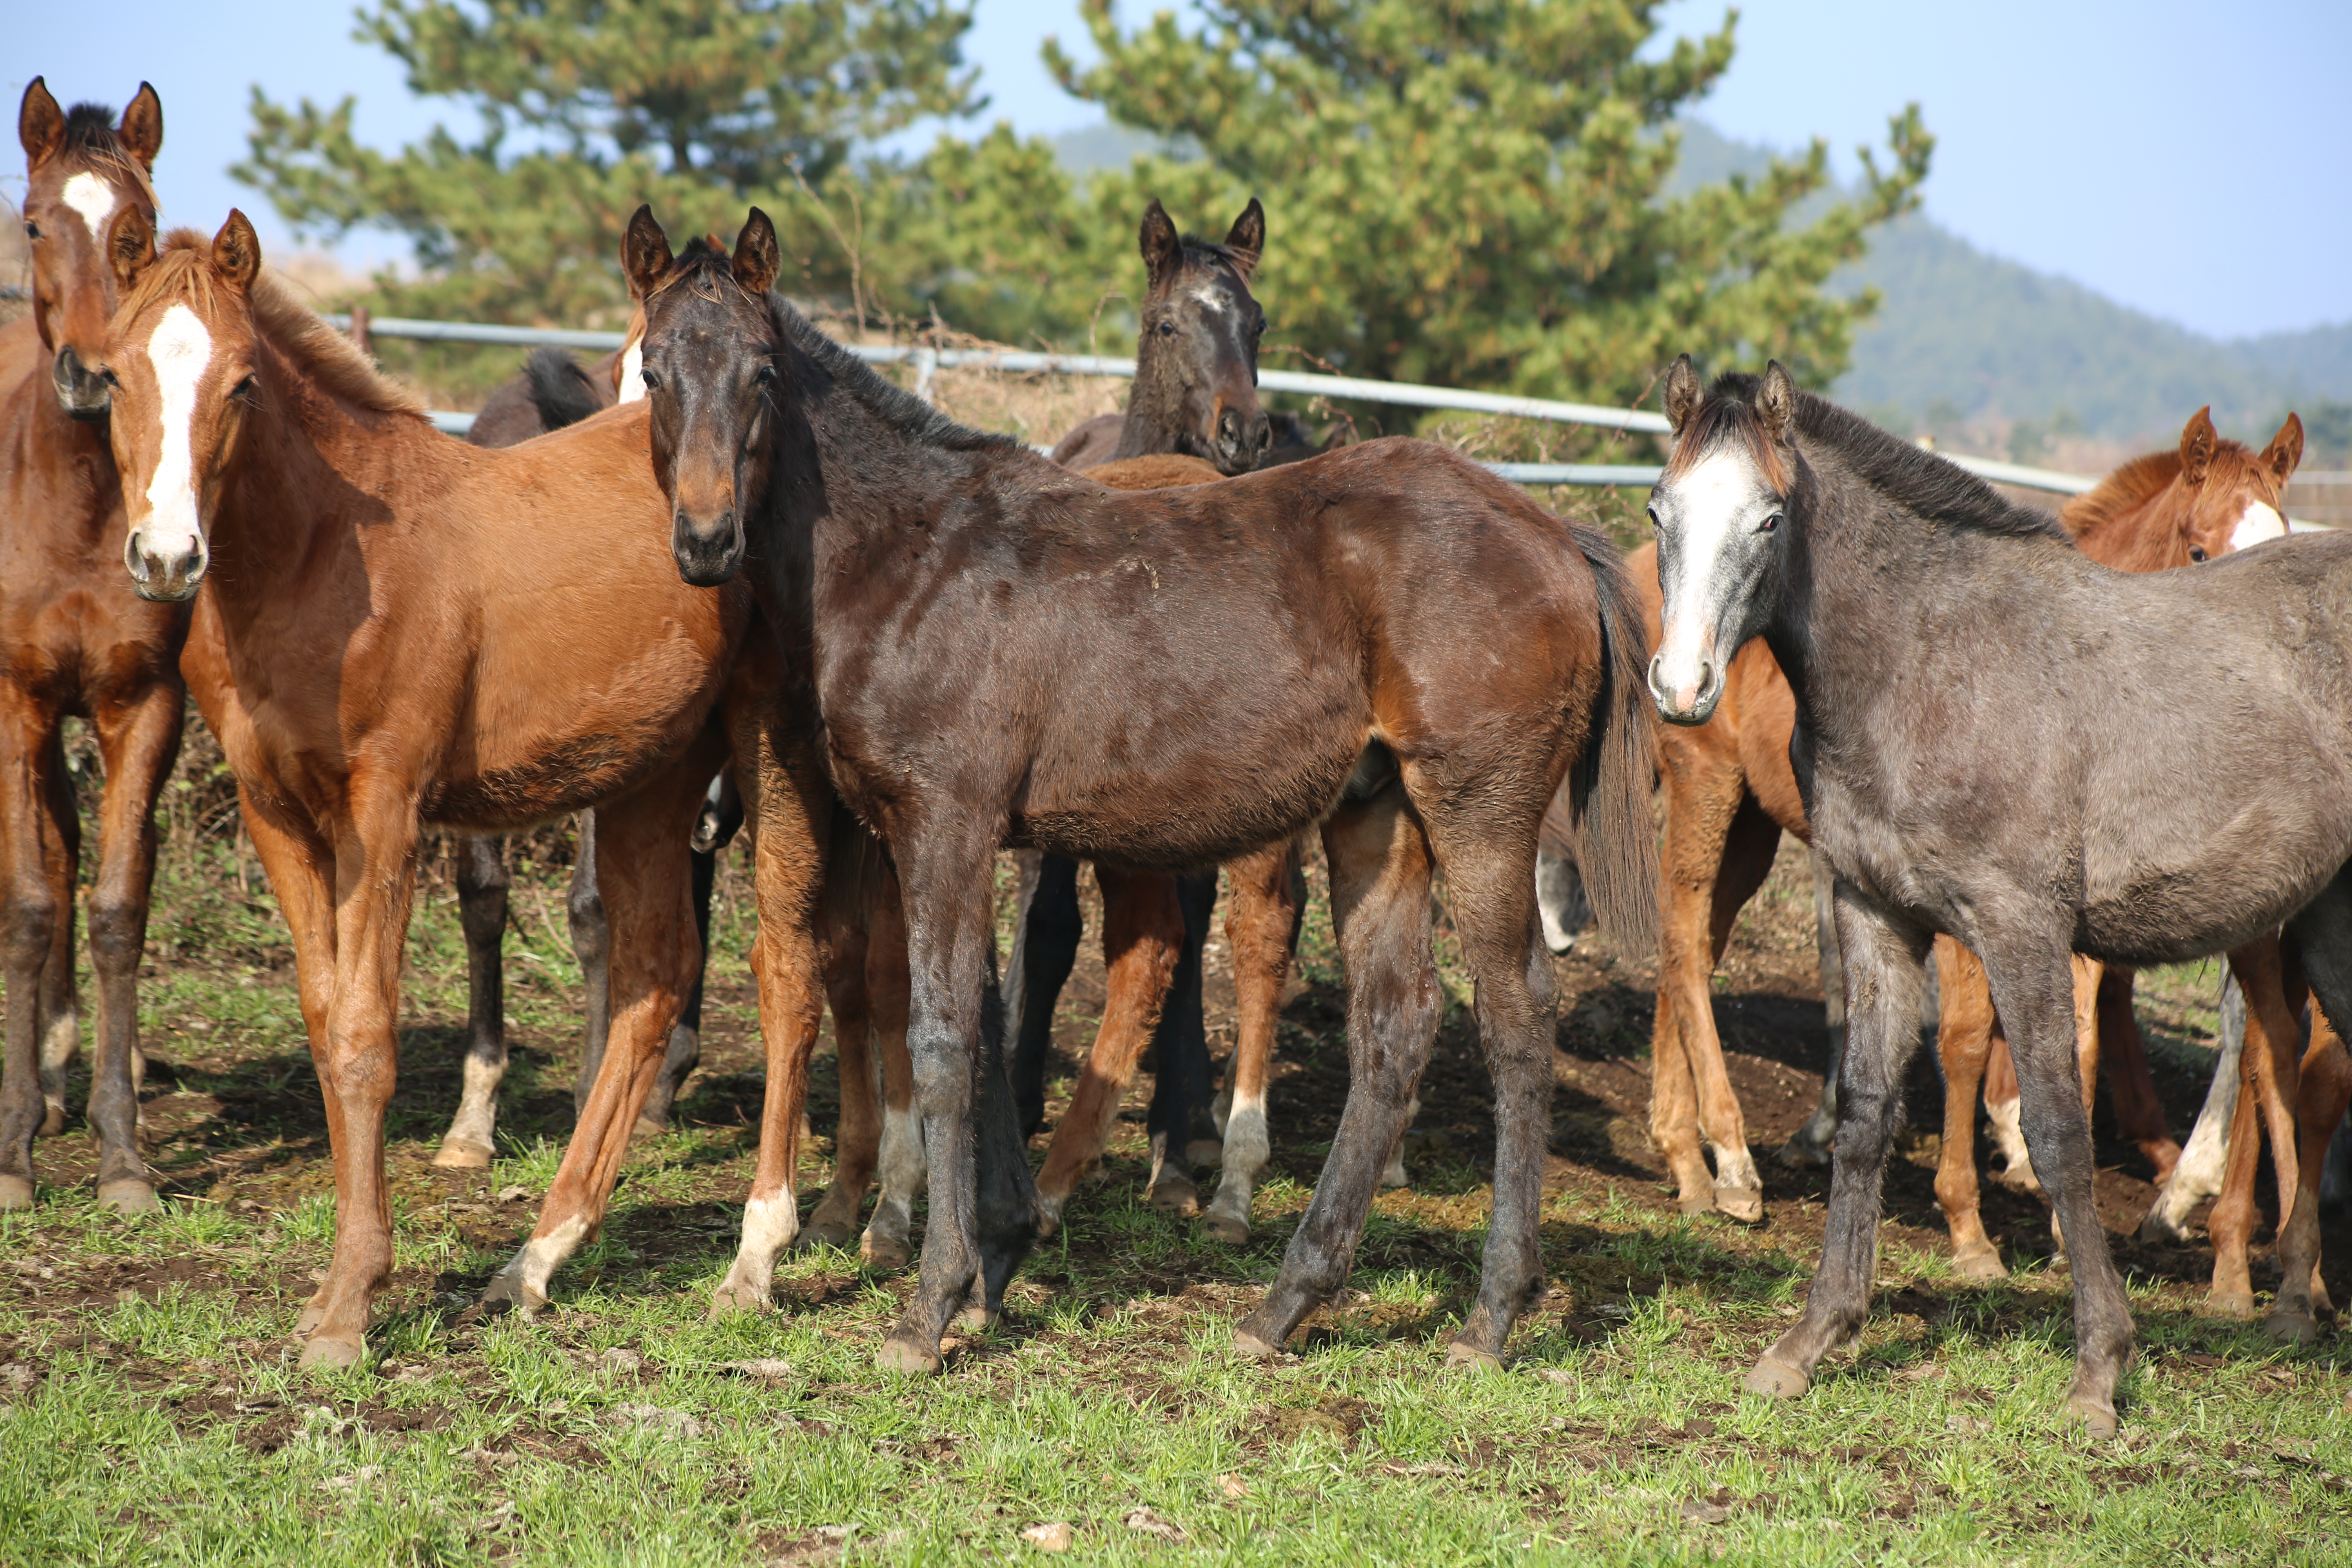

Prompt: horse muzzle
xmin=51 ymin=346 xmax=110 ymax=422
xmin=124 ymin=526 xmax=207 ymax=603
xmin=1647 ymin=636 xmax=1724 ymax=726
xmin=1211 ymin=404 xmax=1272 ymax=476
xmin=672 ymin=507 xmax=744 ymax=588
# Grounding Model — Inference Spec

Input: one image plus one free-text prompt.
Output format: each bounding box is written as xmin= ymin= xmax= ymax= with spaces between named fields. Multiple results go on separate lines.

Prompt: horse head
xmin=18 ymin=78 xmax=162 ymax=421
xmin=2060 ymin=406 xmax=2305 ymax=570
xmin=623 ymin=205 xmax=781 ymax=587
xmin=1129 ymin=198 xmax=1272 ymax=475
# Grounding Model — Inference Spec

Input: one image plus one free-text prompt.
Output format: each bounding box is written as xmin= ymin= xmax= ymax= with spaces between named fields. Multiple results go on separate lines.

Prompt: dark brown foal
xmin=0 ymin=80 xmax=179 ymax=1214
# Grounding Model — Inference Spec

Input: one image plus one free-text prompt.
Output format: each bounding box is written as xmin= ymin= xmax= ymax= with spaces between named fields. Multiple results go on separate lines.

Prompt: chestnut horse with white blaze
xmin=94 ymin=211 xmax=806 ymax=1370
xmin=0 ymin=80 xmax=178 ymax=1216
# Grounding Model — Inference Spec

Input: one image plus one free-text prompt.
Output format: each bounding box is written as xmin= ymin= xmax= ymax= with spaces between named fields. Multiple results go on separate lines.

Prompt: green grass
xmin=4 ymin=816 xmax=2350 ymax=1564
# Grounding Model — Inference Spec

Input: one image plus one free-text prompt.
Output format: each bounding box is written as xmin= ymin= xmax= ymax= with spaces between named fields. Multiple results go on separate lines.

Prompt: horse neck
xmin=1114 ymin=333 xmax=1189 ymax=459
xmin=777 ymin=352 xmax=998 ymax=580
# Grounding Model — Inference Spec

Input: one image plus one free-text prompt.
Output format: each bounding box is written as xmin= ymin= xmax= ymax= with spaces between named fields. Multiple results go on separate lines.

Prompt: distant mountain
xmin=1044 ymin=118 xmax=2352 ymax=450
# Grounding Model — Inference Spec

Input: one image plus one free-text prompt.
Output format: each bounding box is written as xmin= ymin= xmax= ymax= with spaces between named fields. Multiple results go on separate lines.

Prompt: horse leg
xmin=1931 ymin=938 xmax=2005 ymax=1279
xmin=483 ymin=755 xmax=714 ymax=1319
xmin=296 ymin=775 xmax=432 ymax=1371
xmin=709 ymin=711 xmax=831 ymax=1314
xmin=880 ymin=824 xmax=1041 ymax=1375
xmin=1780 ymin=845 xmax=1846 ymax=1167
xmin=2272 ymin=886 xmax=2352 ymax=1342
xmin=2095 ymin=966 xmax=2178 ymax=1183
xmin=1981 ymin=1038 xmax=2035 ymax=1192
xmin=433 ymin=835 xmax=509 ymax=1169
xmin=1235 ymin=789 xmax=1440 ymax=1359
xmin=567 ymin=811 xmax=612 ymax=1116
xmin=1648 ymin=755 xmax=1747 ymax=1215
xmin=236 ymin=791 xmax=341 ymax=1339
xmin=1145 ymin=871 xmax=1219 ymax=1214
xmin=83 ymin=686 xmax=183 ymax=1211
xmin=1747 ymin=886 xmax=1929 ymax=1404
xmin=801 ymin=864 xmax=876 ymax=1251
xmin=859 ymin=861 xmax=923 ymax=1271
xmin=1008 ymin=852 xmax=1082 ymax=1139
xmin=2207 ymin=937 xmax=2305 ymax=1320
xmin=1989 ymin=934 xmax=2136 ymax=1432
xmin=0 ymin=704 xmax=73 ymax=1207
xmin=637 ymin=829 xmax=717 ymax=1135
xmin=35 ymin=726 xmax=79 ymax=1142
xmin=1202 ymin=840 xmax=1301 ymax=1244
xmin=2142 ymin=968 xmax=2243 ymax=1243
xmin=1032 ymin=869 xmax=1181 ymax=1235
xmin=1535 ymin=842 xmax=1590 ymax=956
xmin=1687 ymin=797 xmax=1780 ymax=1221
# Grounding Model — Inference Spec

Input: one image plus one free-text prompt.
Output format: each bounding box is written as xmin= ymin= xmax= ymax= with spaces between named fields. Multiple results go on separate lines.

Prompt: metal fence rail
xmin=347 ymin=312 xmax=2143 ymax=498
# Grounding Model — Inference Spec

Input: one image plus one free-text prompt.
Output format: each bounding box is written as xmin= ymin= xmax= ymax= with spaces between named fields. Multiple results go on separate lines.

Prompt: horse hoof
xmin=706 ymin=1278 xmax=770 ymax=1317
xmin=1443 ymin=1342 xmax=1503 ymax=1374
xmin=859 ymin=1233 xmax=912 ymax=1272
xmin=1775 ymin=1131 xmax=1831 ymax=1169
xmin=2136 ymin=1212 xmax=2185 ymax=1246
xmin=297 ymin=1332 xmax=366 ymax=1372
xmin=1952 ymin=1247 xmax=2008 ymax=1283
xmin=1187 ymin=1137 xmax=1224 ymax=1167
xmin=1198 ymin=1210 xmax=1250 ymax=1246
xmin=37 ymin=1104 xmax=65 ymax=1138
xmin=1232 ymin=1325 xmax=1285 ymax=1361
xmin=1147 ymin=1178 xmax=1200 ymax=1218
xmin=877 ymin=1333 xmax=943 ymax=1376
xmin=2264 ymin=1310 xmax=2321 ymax=1348
xmin=956 ymin=1305 xmax=1000 ymax=1334
xmin=1677 ymin=1193 xmax=1713 ymax=1218
xmin=478 ymin=1273 xmax=551 ymax=1320
xmin=1714 ymin=1185 xmax=1764 ymax=1224
xmin=429 ymin=1138 xmax=494 ymax=1171
xmin=796 ymin=1219 xmax=857 ymax=1251
xmin=1033 ymin=1192 xmax=1066 ymax=1240
xmin=0 ymin=1175 xmax=33 ymax=1210
xmin=1379 ymin=1163 xmax=1410 ymax=1192
xmin=2067 ymin=1393 xmax=2119 ymax=1440
xmin=2205 ymin=1290 xmax=2257 ymax=1322
xmin=1744 ymin=1356 xmax=1811 ymax=1400
xmin=97 ymin=1180 xmax=160 ymax=1215
xmin=630 ymin=1116 xmax=668 ymax=1143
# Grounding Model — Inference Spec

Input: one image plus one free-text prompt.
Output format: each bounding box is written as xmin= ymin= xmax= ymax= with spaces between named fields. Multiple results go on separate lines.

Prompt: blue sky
xmin=10 ymin=1 xmax=2347 ymax=339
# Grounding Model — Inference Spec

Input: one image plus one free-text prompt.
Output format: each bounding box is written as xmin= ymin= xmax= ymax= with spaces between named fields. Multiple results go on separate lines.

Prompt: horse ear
xmin=118 ymin=82 xmax=163 ymax=169
xmin=622 ymin=205 xmax=673 ymax=302
xmin=2179 ymin=405 xmax=2218 ymax=486
xmin=1662 ymin=354 xmax=1702 ymax=435
xmin=732 ymin=207 xmax=780 ymax=296
xmin=1224 ymin=198 xmax=1264 ymax=277
xmin=1139 ymin=199 xmax=1180 ymax=283
xmin=2262 ymin=412 xmax=2305 ymax=488
xmin=106 ymin=203 xmax=155 ymax=291
xmin=1757 ymin=362 xmax=1797 ymax=444
xmin=19 ymin=78 xmax=65 ymax=168
xmin=212 ymin=209 xmax=262 ymax=290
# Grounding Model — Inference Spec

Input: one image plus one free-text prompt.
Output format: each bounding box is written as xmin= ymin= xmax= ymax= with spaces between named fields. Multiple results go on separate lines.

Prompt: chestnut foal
xmin=0 ymin=80 xmax=178 ymax=1214
xmin=96 ymin=213 xmax=800 ymax=1368
xmin=629 ymin=209 xmax=1656 ymax=1374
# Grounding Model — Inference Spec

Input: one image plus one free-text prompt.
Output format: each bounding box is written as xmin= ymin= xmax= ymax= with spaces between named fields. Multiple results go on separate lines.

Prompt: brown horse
xmin=626 ymin=207 xmax=1656 ymax=1376
xmin=94 ymin=212 xmax=793 ymax=1370
xmin=0 ymin=80 xmax=178 ymax=1215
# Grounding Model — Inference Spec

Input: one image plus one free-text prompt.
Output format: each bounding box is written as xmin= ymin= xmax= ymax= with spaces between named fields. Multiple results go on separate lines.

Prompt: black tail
xmin=1561 ymin=520 xmax=1659 ymax=961
xmin=522 ymin=347 xmax=606 ymax=432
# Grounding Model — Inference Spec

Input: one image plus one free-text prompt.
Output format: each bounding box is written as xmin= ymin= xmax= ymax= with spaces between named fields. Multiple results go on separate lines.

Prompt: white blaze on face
xmin=2230 ymin=499 xmax=2287 ymax=551
xmin=617 ymin=339 xmax=646 ymax=405
xmin=140 ymin=303 xmax=213 ymax=561
xmin=1652 ymin=450 xmax=1755 ymax=709
xmin=60 ymin=172 xmax=117 ymax=243
xmin=1188 ymin=282 xmax=1229 ymax=314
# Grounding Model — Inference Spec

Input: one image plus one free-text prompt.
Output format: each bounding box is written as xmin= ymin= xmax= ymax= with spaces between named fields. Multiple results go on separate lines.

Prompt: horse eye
xmin=2190 ymin=546 xmax=2208 ymax=563
xmin=232 ymin=374 xmax=256 ymax=401
xmin=1760 ymin=513 xmax=1783 ymax=532
xmin=641 ymin=368 xmax=661 ymax=390
xmin=22 ymin=221 xmax=38 ymax=240
xmin=1646 ymin=507 xmax=1662 ymax=530
xmin=1156 ymin=319 xmax=1178 ymax=336
xmin=753 ymin=363 xmax=776 ymax=387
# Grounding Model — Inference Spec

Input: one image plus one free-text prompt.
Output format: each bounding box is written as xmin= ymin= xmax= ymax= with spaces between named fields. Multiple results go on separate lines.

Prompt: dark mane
xmin=764 ymin=294 xmax=1019 ymax=454
xmin=1697 ymin=372 xmax=2065 ymax=542
xmin=62 ymin=103 xmax=122 ymax=154
xmin=1176 ymin=236 xmax=1256 ymax=278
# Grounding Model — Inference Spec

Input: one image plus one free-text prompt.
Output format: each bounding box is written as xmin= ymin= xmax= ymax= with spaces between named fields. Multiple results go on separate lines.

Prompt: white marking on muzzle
xmin=2230 ymin=499 xmax=2286 ymax=551
xmin=139 ymin=303 xmax=212 ymax=567
xmin=60 ymin=172 xmax=116 ymax=244
xmin=1651 ymin=452 xmax=1751 ymax=710
xmin=617 ymin=340 xmax=645 ymax=405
